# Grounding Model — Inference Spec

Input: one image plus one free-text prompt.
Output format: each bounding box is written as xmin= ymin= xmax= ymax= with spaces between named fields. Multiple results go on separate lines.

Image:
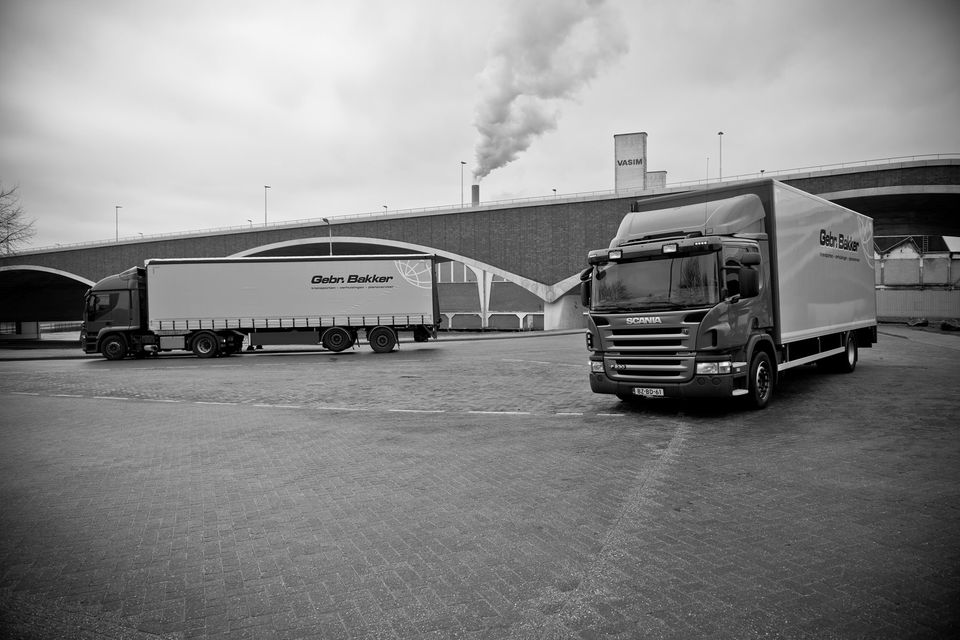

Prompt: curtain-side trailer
xmin=81 ymin=254 xmax=439 ymax=359
xmin=581 ymin=179 xmax=877 ymax=408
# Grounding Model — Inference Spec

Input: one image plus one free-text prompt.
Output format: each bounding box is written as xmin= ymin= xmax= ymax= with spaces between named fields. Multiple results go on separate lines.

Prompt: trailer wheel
xmin=322 ymin=327 xmax=354 ymax=352
xmin=101 ymin=335 xmax=127 ymax=361
xmin=368 ymin=326 xmax=397 ymax=353
xmin=746 ymin=349 xmax=773 ymax=409
xmin=191 ymin=331 xmax=220 ymax=358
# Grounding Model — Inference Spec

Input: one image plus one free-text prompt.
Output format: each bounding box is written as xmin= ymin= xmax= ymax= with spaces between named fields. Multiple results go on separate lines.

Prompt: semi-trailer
xmin=581 ymin=179 xmax=877 ymax=408
xmin=81 ymin=254 xmax=439 ymax=359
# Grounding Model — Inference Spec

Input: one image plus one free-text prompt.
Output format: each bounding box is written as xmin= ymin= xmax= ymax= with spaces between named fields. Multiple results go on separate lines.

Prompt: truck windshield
xmin=592 ymin=252 xmax=721 ymax=311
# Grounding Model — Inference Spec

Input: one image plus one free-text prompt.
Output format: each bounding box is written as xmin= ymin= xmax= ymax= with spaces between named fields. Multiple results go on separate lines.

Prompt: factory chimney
xmin=471 ymin=184 xmax=480 ymax=207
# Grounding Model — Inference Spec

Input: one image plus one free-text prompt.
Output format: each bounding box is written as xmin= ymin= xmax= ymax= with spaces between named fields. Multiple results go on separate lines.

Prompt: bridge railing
xmin=14 ymin=153 xmax=960 ymax=254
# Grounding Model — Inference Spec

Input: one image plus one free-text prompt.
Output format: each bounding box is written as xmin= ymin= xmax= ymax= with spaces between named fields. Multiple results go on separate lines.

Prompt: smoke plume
xmin=472 ymin=0 xmax=628 ymax=182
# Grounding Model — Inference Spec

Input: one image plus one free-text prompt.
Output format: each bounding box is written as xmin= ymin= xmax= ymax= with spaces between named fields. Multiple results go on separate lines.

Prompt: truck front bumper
xmin=589 ymin=367 xmax=750 ymax=399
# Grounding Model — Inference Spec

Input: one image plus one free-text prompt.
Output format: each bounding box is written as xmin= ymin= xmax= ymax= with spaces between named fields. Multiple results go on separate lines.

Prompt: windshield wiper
xmin=592 ymin=304 xmax=643 ymax=313
xmin=644 ymin=301 xmax=688 ymax=310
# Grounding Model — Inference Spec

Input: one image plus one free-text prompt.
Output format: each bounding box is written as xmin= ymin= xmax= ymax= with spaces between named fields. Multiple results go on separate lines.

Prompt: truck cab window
xmin=722 ymin=245 xmax=759 ymax=298
xmin=88 ymin=291 xmax=130 ymax=321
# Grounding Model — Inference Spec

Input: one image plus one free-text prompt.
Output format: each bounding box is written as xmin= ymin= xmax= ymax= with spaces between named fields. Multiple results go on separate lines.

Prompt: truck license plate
xmin=633 ymin=387 xmax=664 ymax=397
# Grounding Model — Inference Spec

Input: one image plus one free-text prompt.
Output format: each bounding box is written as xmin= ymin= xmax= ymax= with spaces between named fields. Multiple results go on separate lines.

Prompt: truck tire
xmin=322 ymin=327 xmax=354 ymax=352
xmin=746 ymin=349 xmax=773 ymax=409
xmin=191 ymin=331 xmax=220 ymax=358
xmin=101 ymin=335 xmax=127 ymax=361
xmin=834 ymin=333 xmax=858 ymax=373
xmin=368 ymin=326 xmax=397 ymax=353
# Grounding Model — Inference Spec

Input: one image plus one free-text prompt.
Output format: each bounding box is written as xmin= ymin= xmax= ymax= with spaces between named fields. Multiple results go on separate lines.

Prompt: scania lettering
xmin=580 ymin=179 xmax=877 ymax=408
xmin=82 ymin=255 xmax=440 ymax=359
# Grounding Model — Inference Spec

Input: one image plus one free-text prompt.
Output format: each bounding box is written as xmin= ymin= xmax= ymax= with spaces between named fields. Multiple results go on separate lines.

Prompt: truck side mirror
xmin=739 ymin=266 xmax=759 ymax=298
xmin=579 ymin=268 xmax=592 ymax=307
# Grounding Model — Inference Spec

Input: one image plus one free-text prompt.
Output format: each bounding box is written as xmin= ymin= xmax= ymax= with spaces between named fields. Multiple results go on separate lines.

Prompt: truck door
xmin=721 ymin=243 xmax=762 ymax=347
xmin=86 ymin=290 xmax=134 ymax=332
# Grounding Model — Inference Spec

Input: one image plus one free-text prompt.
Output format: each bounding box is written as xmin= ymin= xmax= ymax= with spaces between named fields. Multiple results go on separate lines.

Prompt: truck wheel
xmin=835 ymin=334 xmax=858 ymax=373
xmin=191 ymin=331 xmax=220 ymax=358
xmin=746 ymin=350 xmax=773 ymax=409
xmin=368 ymin=326 xmax=397 ymax=353
xmin=101 ymin=335 xmax=127 ymax=361
xmin=322 ymin=327 xmax=354 ymax=352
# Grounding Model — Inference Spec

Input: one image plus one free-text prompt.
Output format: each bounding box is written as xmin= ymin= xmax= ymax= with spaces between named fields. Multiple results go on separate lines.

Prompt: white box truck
xmin=81 ymin=254 xmax=439 ymax=359
xmin=581 ymin=179 xmax=877 ymax=408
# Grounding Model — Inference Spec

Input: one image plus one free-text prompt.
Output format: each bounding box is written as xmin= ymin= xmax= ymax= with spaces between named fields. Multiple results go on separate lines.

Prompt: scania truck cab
xmin=582 ymin=180 xmax=877 ymax=408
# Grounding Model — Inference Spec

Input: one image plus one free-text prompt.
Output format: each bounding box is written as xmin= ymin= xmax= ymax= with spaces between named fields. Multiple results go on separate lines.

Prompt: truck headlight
xmin=590 ymin=360 xmax=605 ymax=373
xmin=696 ymin=361 xmax=732 ymax=375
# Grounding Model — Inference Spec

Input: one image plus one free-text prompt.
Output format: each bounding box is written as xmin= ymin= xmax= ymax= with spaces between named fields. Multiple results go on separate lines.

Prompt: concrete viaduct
xmin=2 ymin=156 xmax=958 ymax=330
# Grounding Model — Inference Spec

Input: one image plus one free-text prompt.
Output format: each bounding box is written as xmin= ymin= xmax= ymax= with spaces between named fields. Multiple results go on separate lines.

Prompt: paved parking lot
xmin=0 ymin=327 xmax=958 ymax=639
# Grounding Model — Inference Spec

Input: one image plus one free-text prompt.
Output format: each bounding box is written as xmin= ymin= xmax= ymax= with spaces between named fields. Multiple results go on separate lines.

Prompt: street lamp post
xmin=247 ymin=219 xmax=253 ymax=228
xmin=115 ymin=205 xmax=122 ymax=242
xmin=322 ymin=217 xmax=332 ymax=255
xmin=460 ymin=161 xmax=466 ymax=207
xmin=264 ymin=185 xmax=271 ymax=225
xmin=718 ymin=131 xmax=724 ymax=180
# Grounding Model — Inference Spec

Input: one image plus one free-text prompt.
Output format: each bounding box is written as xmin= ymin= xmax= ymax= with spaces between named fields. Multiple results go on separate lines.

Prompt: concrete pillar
xmin=467 ymin=266 xmax=494 ymax=329
xmin=544 ymin=294 xmax=587 ymax=330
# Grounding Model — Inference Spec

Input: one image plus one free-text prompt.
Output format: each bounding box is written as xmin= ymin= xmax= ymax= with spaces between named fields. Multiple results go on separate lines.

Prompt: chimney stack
xmin=471 ymin=184 xmax=480 ymax=207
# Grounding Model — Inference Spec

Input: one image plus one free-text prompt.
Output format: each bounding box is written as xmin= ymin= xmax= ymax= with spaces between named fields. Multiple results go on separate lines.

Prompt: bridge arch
xmin=230 ymin=235 xmax=581 ymax=301
xmin=0 ymin=264 xmax=95 ymax=287
xmin=229 ymin=236 xmax=586 ymax=330
xmin=0 ymin=265 xmax=95 ymax=327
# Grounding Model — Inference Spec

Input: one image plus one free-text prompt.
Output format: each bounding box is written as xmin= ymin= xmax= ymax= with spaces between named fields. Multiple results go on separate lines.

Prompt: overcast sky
xmin=1 ymin=0 xmax=958 ymax=249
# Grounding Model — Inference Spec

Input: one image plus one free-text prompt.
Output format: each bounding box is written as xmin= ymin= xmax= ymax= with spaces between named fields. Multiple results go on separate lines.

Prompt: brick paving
xmin=0 ymin=328 xmax=958 ymax=638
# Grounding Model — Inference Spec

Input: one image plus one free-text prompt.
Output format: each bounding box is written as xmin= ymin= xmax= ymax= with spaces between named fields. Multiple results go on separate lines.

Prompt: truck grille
xmin=600 ymin=324 xmax=696 ymax=382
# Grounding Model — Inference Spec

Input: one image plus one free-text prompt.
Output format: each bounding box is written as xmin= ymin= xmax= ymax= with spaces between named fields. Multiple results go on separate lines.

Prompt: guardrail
xmin=13 ymin=153 xmax=960 ymax=254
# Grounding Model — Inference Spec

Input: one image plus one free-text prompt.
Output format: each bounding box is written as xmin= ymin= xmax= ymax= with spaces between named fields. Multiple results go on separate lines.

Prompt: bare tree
xmin=1 ymin=184 xmax=36 ymax=254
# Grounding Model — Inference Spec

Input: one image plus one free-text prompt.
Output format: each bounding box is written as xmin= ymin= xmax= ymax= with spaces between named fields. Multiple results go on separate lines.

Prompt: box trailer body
xmin=582 ymin=179 xmax=877 ymax=408
xmin=82 ymin=254 xmax=440 ymax=359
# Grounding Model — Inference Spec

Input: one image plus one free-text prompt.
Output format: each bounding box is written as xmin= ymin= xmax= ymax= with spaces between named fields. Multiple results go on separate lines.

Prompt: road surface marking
xmin=468 ymin=410 xmax=531 ymax=415
xmin=389 ymin=409 xmax=446 ymax=413
xmin=502 ymin=358 xmax=581 ymax=368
